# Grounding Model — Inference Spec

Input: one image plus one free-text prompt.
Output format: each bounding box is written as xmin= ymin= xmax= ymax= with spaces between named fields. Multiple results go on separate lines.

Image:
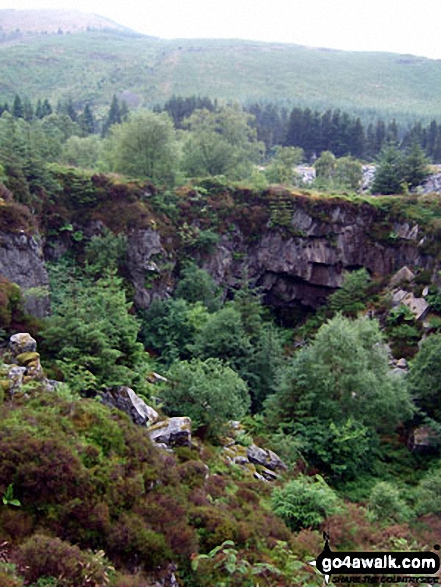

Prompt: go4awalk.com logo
xmin=310 ymin=533 xmax=440 ymax=584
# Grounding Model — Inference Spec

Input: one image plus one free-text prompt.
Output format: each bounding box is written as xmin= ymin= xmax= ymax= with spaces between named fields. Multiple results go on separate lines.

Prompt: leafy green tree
xmin=408 ymin=334 xmax=441 ymax=422
xmin=40 ymin=112 xmax=81 ymax=143
xmin=163 ymin=357 xmax=250 ymax=435
xmin=140 ymin=298 xmax=207 ymax=366
xmin=265 ymin=146 xmax=304 ymax=185
xmin=334 ymin=156 xmax=363 ymax=190
xmin=105 ymin=110 xmax=178 ymax=185
xmin=267 ymin=315 xmax=414 ymax=432
xmin=61 ymin=135 xmax=102 ymax=169
xmin=191 ymin=305 xmax=253 ymax=371
xmin=271 ymin=475 xmax=340 ymax=531
xmin=84 ymin=228 xmax=127 ymax=276
xmin=415 ymin=468 xmax=441 ymax=515
xmin=314 ymin=150 xmax=336 ymax=181
xmin=289 ymin=417 xmax=377 ymax=481
xmin=181 ymin=105 xmax=264 ymax=179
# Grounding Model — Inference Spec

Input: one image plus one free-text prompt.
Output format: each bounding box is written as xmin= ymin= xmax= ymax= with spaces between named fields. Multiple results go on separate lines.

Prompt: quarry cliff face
xmin=122 ymin=200 xmax=429 ymax=311
xmin=0 ymin=231 xmax=50 ymax=317
xmin=200 ymin=205 xmax=427 ymax=308
xmin=0 ymin=194 xmax=433 ymax=316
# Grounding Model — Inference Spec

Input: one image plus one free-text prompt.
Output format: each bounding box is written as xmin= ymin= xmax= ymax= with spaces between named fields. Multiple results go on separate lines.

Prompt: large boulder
xmin=408 ymin=426 xmax=440 ymax=453
xmin=147 ymin=417 xmax=192 ymax=448
xmin=9 ymin=333 xmax=37 ymax=357
xmin=101 ymin=386 xmax=160 ymax=426
xmin=247 ymin=444 xmax=287 ymax=472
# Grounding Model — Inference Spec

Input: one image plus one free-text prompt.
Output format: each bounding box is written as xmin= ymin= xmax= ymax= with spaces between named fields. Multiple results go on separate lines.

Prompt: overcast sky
xmin=3 ymin=0 xmax=441 ymax=59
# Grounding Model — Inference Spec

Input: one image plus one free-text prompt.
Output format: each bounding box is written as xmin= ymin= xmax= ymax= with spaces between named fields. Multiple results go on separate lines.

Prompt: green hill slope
xmin=0 ymin=10 xmax=441 ymax=121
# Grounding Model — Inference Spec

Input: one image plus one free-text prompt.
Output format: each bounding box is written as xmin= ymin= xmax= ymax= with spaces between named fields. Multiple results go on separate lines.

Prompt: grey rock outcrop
xmin=0 ymin=231 xmax=49 ymax=317
xmin=390 ymin=289 xmax=429 ymax=320
xmin=247 ymin=444 xmax=288 ymax=472
xmin=147 ymin=417 xmax=192 ymax=448
xmin=420 ymin=172 xmax=441 ymax=195
xmin=221 ymin=423 xmax=287 ymax=481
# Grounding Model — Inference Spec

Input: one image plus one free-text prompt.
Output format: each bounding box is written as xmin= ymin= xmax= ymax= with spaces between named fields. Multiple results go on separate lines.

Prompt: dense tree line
xmin=3 ymin=92 xmax=441 ymax=166
xmin=0 ymin=93 xmax=129 ymax=137
xmin=250 ymin=103 xmax=441 ymax=163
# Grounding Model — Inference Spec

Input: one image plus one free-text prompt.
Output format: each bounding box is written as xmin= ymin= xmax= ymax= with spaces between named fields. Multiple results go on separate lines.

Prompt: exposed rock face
xmin=0 ymin=232 xmax=49 ymax=317
xmin=420 ymin=172 xmax=441 ymax=194
xmin=101 ymin=386 xmax=160 ymax=426
xmin=203 ymin=205 xmax=427 ymax=309
xmin=126 ymin=228 xmax=175 ymax=309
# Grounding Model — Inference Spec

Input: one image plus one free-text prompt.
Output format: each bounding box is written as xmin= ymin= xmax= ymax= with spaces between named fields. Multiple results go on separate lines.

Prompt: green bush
xmin=414 ymin=468 xmax=441 ymax=516
xmin=271 ymin=475 xmax=340 ymax=531
xmin=367 ymin=481 xmax=411 ymax=523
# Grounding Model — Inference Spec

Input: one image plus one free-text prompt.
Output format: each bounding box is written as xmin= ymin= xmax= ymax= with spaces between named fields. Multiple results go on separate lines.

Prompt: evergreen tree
xmin=79 ymin=104 xmax=96 ymax=136
xmin=12 ymin=95 xmax=24 ymax=119
xmin=23 ymin=98 xmax=34 ymax=122
xmin=102 ymin=95 xmax=122 ymax=136
xmin=371 ymin=145 xmax=405 ymax=194
xmin=401 ymin=142 xmax=430 ymax=189
xmin=43 ymin=268 xmax=148 ymax=392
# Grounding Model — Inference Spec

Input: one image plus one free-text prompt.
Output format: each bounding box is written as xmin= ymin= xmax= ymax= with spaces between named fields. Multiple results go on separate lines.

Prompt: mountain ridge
xmin=0 ymin=8 xmax=133 ymax=35
xmin=0 ymin=9 xmax=440 ymax=122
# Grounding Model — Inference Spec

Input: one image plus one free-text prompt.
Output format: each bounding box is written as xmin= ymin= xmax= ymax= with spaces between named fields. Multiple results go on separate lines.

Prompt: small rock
xmin=389 ymin=266 xmax=415 ymax=288
xmin=253 ymin=471 xmax=269 ymax=483
xmin=259 ymin=467 xmax=279 ymax=481
xmin=396 ymin=358 xmax=408 ymax=369
xmin=8 ymin=366 xmax=26 ymax=393
xmin=232 ymin=456 xmax=250 ymax=466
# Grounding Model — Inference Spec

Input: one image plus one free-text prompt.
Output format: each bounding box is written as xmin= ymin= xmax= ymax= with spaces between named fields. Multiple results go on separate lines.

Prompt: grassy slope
xmin=0 ymin=30 xmax=440 ymax=121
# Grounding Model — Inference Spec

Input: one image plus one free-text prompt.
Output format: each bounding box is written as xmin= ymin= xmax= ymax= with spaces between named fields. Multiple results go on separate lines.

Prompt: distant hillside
xmin=0 ymin=10 xmax=440 ymax=122
xmin=0 ymin=8 xmax=130 ymax=35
